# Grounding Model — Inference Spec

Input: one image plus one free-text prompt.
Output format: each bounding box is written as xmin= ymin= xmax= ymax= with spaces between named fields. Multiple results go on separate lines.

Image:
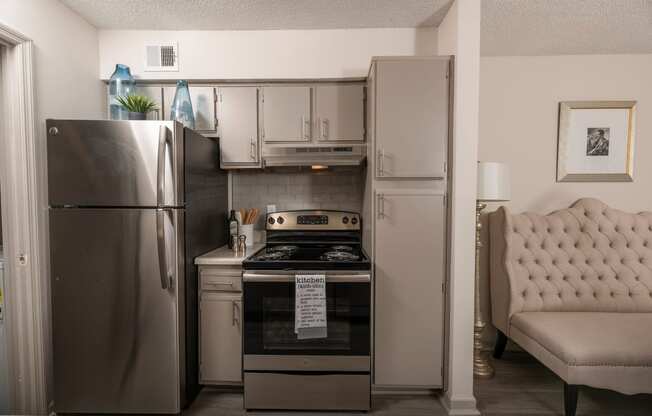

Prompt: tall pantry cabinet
xmin=364 ymin=57 xmax=451 ymax=388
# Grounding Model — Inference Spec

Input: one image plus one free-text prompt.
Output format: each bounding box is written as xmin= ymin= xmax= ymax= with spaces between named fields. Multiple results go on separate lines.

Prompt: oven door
xmin=243 ymin=271 xmax=370 ymax=370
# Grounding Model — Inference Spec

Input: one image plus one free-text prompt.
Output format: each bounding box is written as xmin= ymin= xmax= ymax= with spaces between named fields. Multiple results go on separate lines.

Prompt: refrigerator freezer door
xmin=47 ymin=120 xmax=183 ymax=207
xmin=50 ymin=208 xmax=184 ymax=413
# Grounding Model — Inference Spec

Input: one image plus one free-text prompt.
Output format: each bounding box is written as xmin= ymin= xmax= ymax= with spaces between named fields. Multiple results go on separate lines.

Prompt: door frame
xmin=0 ymin=23 xmax=49 ymax=414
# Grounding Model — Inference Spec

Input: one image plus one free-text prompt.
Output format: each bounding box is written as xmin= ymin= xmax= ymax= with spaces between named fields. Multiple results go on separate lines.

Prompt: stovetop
xmin=243 ymin=243 xmax=371 ymax=271
xmin=243 ymin=210 xmax=371 ymax=271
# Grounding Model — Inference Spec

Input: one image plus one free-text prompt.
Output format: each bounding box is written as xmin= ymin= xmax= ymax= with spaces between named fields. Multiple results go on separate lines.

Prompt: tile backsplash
xmin=232 ymin=167 xmax=364 ymax=230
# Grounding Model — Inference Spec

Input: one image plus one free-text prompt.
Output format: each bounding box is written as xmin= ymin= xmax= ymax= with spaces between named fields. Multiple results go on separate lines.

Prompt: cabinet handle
xmin=377 ymin=193 xmax=385 ymax=220
xmin=232 ymin=300 xmax=240 ymax=326
xmin=302 ymin=116 xmax=310 ymax=139
xmin=377 ymin=148 xmax=385 ymax=176
xmin=321 ymin=118 xmax=329 ymax=140
xmin=205 ymin=281 xmax=234 ymax=289
xmin=250 ymin=138 xmax=256 ymax=160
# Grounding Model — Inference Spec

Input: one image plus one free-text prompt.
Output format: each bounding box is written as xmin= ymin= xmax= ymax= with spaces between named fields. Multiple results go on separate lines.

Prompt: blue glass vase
xmin=169 ymin=80 xmax=195 ymax=129
xmin=108 ymin=64 xmax=135 ymax=120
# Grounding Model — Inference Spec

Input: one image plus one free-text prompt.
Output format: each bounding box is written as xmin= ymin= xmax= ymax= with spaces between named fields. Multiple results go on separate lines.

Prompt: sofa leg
xmin=564 ymin=383 xmax=579 ymax=416
xmin=493 ymin=330 xmax=508 ymax=359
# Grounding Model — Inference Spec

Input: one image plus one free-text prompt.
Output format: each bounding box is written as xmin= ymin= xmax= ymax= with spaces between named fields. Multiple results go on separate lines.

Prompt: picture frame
xmin=557 ymin=100 xmax=636 ymax=182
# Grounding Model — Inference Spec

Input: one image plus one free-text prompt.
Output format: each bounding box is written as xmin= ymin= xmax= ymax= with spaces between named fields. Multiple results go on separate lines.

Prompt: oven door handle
xmin=242 ymin=273 xmax=370 ymax=283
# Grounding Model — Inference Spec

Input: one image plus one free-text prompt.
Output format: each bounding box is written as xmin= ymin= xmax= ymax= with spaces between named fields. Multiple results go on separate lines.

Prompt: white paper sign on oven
xmin=295 ymin=274 xmax=327 ymax=339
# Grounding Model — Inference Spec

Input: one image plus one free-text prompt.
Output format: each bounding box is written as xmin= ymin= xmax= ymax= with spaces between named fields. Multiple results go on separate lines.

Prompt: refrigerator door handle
xmin=157 ymin=125 xmax=168 ymax=207
xmin=156 ymin=208 xmax=171 ymax=290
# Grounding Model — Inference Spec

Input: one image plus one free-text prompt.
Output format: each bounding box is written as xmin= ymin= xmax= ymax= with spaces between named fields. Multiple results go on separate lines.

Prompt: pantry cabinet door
xmin=216 ymin=87 xmax=260 ymax=167
xmin=163 ymin=86 xmax=217 ymax=134
xmin=261 ymin=86 xmax=311 ymax=142
xmin=314 ymin=85 xmax=364 ymax=142
xmin=375 ymin=58 xmax=449 ymax=178
xmin=200 ymin=293 xmax=242 ymax=384
xmin=374 ymin=190 xmax=445 ymax=387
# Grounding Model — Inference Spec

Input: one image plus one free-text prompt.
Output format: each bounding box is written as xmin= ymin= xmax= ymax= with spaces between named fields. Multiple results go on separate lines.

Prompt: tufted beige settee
xmin=489 ymin=198 xmax=652 ymax=416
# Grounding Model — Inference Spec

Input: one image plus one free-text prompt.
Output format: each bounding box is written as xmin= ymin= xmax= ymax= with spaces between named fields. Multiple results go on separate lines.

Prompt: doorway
xmin=0 ymin=112 xmax=8 ymax=411
xmin=0 ymin=24 xmax=49 ymax=415
xmin=0 ymin=43 xmax=10 ymax=415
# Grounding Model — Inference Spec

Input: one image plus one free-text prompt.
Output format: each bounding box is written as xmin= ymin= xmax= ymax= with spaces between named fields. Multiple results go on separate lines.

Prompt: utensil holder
xmin=240 ymin=224 xmax=254 ymax=246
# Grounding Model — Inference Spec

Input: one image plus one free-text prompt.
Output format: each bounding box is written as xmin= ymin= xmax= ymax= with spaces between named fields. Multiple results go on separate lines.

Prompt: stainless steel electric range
xmin=242 ymin=210 xmax=371 ymax=411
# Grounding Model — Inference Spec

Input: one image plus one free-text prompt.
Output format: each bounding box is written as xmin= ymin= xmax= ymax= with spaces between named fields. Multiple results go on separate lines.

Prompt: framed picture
xmin=557 ymin=100 xmax=636 ymax=182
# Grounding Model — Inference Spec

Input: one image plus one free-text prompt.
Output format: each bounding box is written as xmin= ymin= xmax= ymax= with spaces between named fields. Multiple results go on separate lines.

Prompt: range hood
xmin=262 ymin=143 xmax=366 ymax=167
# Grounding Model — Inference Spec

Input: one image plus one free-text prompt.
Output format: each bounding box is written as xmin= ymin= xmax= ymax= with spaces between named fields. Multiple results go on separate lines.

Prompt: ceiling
xmin=60 ymin=0 xmax=454 ymax=30
xmin=481 ymin=0 xmax=652 ymax=56
xmin=61 ymin=0 xmax=652 ymax=55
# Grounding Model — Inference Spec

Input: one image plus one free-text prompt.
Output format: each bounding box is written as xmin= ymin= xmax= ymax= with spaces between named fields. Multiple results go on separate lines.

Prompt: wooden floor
xmin=184 ymin=352 xmax=652 ymax=416
xmin=476 ymin=351 xmax=652 ymax=416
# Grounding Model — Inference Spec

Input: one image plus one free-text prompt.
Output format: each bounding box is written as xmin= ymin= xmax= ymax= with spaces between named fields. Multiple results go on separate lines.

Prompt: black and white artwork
xmin=586 ymin=128 xmax=610 ymax=156
xmin=557 ymin=101 xmax=636 ymax=182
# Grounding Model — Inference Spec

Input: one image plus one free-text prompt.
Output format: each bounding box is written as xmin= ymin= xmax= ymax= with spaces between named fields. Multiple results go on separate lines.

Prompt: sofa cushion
xmin=512 ymin=312 xmax=652 ymax=366
xmin=510 ymin=312 xmax=652 ymax=394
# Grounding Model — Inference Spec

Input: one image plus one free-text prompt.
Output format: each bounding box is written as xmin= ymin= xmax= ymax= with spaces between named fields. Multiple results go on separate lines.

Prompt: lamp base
xmin=473 ymin=201 xmax=495 ymax=379
xmin=473 ymin=320 xmax=495 ymax=379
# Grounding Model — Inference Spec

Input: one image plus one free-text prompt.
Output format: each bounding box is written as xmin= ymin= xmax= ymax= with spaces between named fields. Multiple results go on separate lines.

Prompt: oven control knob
xmin=342 ymin=216 xmax=349 ymax=224
xmin=277 ymin=216 xmax=285 ymax=224
xmin=351 ymin=217 xmax=358 ymax=225
xmin=268 ymin=217 xmax=276 ymax=225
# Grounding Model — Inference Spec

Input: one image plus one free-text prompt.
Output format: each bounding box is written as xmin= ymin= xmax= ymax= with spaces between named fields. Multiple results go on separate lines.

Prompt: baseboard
xmin=439 ymin=392 xmax=480 ymax=416
xmin=372 ymin=386 xmax=439 ymax=396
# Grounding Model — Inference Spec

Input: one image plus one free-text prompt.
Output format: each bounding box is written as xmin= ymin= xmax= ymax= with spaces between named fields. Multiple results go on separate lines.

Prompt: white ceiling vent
xmin=144 ymin=43 xmax=178 ymax=72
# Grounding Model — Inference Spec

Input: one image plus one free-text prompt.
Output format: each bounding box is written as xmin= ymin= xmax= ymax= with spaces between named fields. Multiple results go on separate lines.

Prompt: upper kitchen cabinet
xmin=216 ymin=87 xmax=261 ymax=168
xmin=134 ymin=85 xmax=164 ymax=120
xmin=163 ymin=85 xmax=217 ymax=134
xmin=313 ymin=85 xmax=365 ymax=142
xmin=261 ymin=86 xmax=311 ymax=142
xmin=372 ymin=58 xmax=450 ymax=179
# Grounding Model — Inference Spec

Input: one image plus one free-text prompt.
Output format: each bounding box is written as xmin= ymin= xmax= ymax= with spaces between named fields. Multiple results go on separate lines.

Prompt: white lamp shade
xmin=477 ymin=162 xmax=510 ymax=201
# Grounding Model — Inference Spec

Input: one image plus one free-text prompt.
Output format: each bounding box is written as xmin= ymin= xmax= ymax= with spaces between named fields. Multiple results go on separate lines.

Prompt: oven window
xmin=244 ymin=282 xmax=370 ymax=356
xmin=262 ymin=297 xmax=351 ymax=351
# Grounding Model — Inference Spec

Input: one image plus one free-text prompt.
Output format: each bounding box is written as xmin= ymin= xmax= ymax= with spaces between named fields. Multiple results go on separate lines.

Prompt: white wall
xmin=0 ymin=1 xmax=104 ymax=413
xmin=480 ymin=54 xmax=652 ymax=214
xmin=479 ymin=54 xmax=652 ymax=343
xmin=437 ymin=0 xmax=481 ymax=415
xmin=99 ymin=28 xmax=438 ymax=80
xmin=0 ymin=0 xmax=105 ymax=120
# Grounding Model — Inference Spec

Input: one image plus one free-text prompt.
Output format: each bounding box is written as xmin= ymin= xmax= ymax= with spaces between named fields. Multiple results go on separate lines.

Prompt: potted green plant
xmin=116 ymin=94 xmax=158 ymax=120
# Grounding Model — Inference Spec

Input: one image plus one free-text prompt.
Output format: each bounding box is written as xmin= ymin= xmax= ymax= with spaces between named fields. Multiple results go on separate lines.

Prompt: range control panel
xmin=266 ymin=210 xmax=360 ymax=231
xmin=297 ymin=215 xmax=328 ymax=225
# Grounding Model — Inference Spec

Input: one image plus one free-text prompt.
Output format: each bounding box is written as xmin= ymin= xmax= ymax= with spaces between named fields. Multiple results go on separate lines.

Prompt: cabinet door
xmin=200 ymin=293 xmax=242 ymax=384
xmin=134 ymin=85 xmax=164 ymax=120
xmin=163 ymin=86 xmax=217 ymax=133
xmin=261 ymin=86 xmax=311 ymax=142
xmin=314 ymin=85 xmax=364 ymax=142
xmin=374 ymin=191 xmax=445 ymax=387
xmin=216 ymin=87 xmax=260 ymax=167
xmin=375 ymin=59 xmax=449 ymax=178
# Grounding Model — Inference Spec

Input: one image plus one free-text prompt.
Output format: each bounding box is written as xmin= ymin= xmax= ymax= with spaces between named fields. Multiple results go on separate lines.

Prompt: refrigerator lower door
xmin=50 ymin=208 xmax=184 ymax=414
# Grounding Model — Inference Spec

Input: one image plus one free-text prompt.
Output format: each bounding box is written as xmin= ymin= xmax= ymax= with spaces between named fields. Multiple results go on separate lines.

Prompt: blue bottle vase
xmin=108 ymin=64 xmax=135 ymax=120
xmin=170 ymin=80 xmax=195 ymax=129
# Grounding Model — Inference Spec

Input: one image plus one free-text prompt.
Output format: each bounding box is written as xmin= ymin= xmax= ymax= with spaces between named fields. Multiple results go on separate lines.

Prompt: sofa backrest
xmin=489 ymin=198 xmax=652 ymax=334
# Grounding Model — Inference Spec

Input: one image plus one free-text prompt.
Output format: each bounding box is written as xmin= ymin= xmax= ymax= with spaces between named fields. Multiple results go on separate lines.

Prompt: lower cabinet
xmin=199 ymin=267 xmax=243 ymax=385
xmin=373 ymin=190 xmax=445 ymax=387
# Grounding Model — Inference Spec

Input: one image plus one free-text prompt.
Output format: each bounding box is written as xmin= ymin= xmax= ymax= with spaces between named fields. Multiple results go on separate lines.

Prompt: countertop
xmin=195 ymin=244 xmax=265 ymax=266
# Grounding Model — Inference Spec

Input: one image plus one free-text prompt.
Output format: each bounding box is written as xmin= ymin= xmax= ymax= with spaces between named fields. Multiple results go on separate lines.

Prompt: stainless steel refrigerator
xmin=46 ymin=120 xmax=228 ymax=414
